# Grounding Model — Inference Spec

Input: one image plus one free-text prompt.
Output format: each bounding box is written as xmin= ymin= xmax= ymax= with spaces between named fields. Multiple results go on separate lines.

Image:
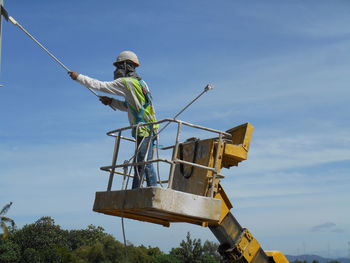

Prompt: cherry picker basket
xmin=93 ymin=118 xmax=253 ymax=227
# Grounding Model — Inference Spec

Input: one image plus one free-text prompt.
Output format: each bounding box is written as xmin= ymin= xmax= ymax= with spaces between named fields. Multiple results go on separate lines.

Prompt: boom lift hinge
xmin=218 ymin=229 xmax=261 ymax=263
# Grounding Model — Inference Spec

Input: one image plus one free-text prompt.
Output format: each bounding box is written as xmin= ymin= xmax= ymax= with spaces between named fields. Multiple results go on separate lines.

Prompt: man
xmin=68 ymin=51 xmax=158 ymax=189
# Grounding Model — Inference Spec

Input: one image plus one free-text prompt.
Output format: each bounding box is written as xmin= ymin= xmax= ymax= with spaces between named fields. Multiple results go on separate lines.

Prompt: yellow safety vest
xmin=121 ymin=77 xmax=158 ymax=137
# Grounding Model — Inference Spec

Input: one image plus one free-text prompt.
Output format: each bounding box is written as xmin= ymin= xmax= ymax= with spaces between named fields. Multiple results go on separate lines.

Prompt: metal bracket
xmin=218 ymin=229 xmax=261 ymax=262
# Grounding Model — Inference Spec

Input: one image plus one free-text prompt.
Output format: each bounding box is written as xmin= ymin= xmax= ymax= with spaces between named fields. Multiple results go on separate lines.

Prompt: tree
xmin=0 ymin=202 xmax=15 ymax=239
xmin=22 ymin=248 xmax=41 ymax=263
xmin=13 ymin=216 xmax=69 ymax=250
xmin=145 ymin=245 xmax=164 ymax=259
xmin=180 ymin=232 xmax=203 ymax=262
xmin=73 ymin=234 xmax=125 ymax=263
xmin=202 ymin=240 xmax=220 ymax=261
xmin=0 ymin=238 xmax=20 ymax=263
xmin=68 ymin=224 xmax=108 ymax=250
xmin=11 ymin=216 xmax=70 ymax=262
xmin=2 ymin=215 xmax=223 ymax=262
xmin=170 ymin=232 xmax=221 ymax=263
xmin=126 ymin=243 xmax=154 ymax=263
xmin=170 ymin=232 xmax=206 ymax=263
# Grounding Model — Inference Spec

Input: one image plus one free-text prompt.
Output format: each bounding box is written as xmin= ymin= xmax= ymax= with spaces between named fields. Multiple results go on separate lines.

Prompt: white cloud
xmin=310 ymin=222 xmax=337 ymax=232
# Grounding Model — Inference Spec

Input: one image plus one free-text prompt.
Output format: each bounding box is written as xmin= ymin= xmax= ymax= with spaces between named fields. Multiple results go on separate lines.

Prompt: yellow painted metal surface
xmin=222 ymin=123 xmax=254 ymax=168
xmin=214 ymin=184 xmax=233 ymax=224
xmin=222 ymin=144 xmax=247 ymax=167
xmin=171 ymin=138 xmax=224 ymax=196
xmin=226 ymin=122 xmax=254 ymax=151
xmin=234 ymin=230 xmax=261 ymax=263
xmin=266 ymin=251 xmax=290 ymax=263
xmin=242 ymin=238 xmax=260 ymax=262
xmin=171 ymin=123 xmax=254 ymax=197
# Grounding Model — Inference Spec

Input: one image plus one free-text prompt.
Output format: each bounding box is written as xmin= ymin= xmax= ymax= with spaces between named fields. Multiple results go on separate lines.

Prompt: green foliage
xmin=99 ymin=235 xmax=124 ymax=262
xmin=0 ymin=238 xmax=20 ymax=263
xmin=68 ymin=224 xmax=108 ymax=250
xmin=0 ymin=202 xmax=13 ymax=216
xmin=153 ymin=254 xmax=181 ymax=263
xmin=170 ymin=232 xmax=220 ymax=263
xmin=202 ymin=240 xmax=220 ymax=261
xmin=10 ymin=216 xmax=78 ymax=262
xmin=12 ymin=216 xmax=70 ymax=254
xmin=0 ymin=202 xmax=15 ymax=239
xmin=126 ymin=243 xmax=153 ymax=263
xmin=22 ymin=248 xmax=41 ymax=263
xmin=3 ymin=216 xmax=221 ymax=262
xmin=73 ymin=235 xmax=125 ymax=263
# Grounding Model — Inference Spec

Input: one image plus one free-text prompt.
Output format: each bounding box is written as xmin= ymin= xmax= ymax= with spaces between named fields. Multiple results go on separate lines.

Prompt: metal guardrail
xmin=102 ymin=118 xmax=231 ymax=197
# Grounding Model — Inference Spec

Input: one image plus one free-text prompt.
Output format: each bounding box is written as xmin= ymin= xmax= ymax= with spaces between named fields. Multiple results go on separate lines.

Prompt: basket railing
xmin=100 ymin=118 xmax=231 ymax=197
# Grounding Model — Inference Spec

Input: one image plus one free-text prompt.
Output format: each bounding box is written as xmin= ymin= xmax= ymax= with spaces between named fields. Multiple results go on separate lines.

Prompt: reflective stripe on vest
xmin=121 ymin=77 xmax=158 ymax=137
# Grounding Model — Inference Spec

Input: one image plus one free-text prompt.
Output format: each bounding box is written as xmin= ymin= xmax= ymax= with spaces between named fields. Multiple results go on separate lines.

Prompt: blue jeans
xmin=132 ymin=136 xmax=157 ymax=188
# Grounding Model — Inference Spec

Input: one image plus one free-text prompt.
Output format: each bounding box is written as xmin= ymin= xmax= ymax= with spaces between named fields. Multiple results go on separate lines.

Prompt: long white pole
xmin=8 ymin=16 xmax=105 ymax=100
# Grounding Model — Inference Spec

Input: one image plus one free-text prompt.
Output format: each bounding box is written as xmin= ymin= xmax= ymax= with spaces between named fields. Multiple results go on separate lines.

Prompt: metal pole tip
xmin=204 ymin=84 xmax=213 ymax=91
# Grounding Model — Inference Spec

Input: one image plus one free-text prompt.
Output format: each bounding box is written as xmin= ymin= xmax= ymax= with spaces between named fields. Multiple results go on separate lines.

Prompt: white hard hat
xmin=113 ymin=51 xmax=140 ymax=67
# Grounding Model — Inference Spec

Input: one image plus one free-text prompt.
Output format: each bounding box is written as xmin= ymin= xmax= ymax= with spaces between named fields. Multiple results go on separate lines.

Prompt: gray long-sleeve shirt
xmin=76 ymin=74 xmax=142 ymax=126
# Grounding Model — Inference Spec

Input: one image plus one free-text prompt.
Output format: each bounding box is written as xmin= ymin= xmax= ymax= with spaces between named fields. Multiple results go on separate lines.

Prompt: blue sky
xmin=1 ymin=0 xmax=349 ymax=258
